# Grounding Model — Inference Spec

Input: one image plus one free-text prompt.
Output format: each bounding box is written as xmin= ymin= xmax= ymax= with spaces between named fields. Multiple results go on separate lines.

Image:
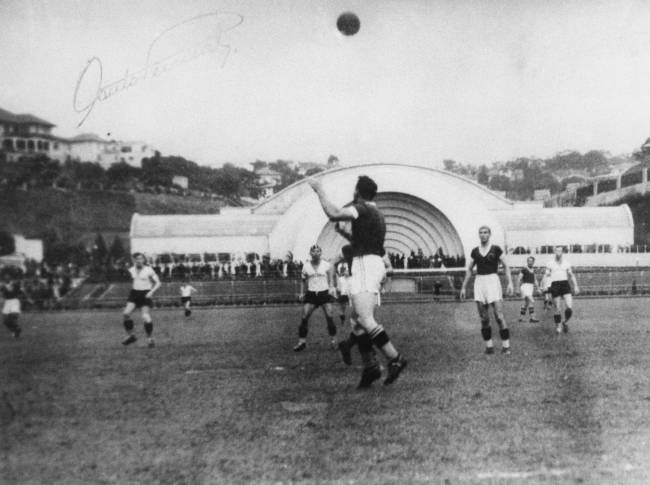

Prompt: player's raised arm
xmin=334 ymin=222 xmax=352 ymax=241
xmin=499 ymin=254 xmax=514 ymax=296
xmin=308 ymin=179 xmax=357 ymax=221
xmin=517 ymin=270 xmax=524 ymax=295
xmin=459 ymin=260 xmax=476 ymax=300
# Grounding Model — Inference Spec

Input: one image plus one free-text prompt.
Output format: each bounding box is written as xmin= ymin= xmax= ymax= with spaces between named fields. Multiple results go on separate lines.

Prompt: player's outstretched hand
xmin=574 ymin=285 xmax=580 ymax=295
xmin=328 ymin=286 xmax=337 ymax=298
xmin=506 ymin=283 xmax=514 ymax=296
xmin=459 ymin=288 xmax=466 ymax=300
xmin=307 ymin=178 xmax=322 ymax=192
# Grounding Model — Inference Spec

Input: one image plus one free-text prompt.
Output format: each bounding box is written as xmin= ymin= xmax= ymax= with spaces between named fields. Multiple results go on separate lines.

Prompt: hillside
xmin=0 ymin=188 xmax=227 ymax=245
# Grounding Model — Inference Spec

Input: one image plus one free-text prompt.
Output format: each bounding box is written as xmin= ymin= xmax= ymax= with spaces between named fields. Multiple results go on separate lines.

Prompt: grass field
xmin=2 ymin=299 xmax=650 ymax=484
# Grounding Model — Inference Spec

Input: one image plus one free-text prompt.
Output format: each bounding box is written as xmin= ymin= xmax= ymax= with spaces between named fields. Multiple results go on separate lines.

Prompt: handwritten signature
xmin=73 ymin=11 xmax=243 ymax=127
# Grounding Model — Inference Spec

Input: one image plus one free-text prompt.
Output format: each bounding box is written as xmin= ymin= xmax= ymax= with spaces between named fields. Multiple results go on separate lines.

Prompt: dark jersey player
xmin=309 ymin=175 xmax=407 ymax=388
xmin=122 ymin=253 xmax=161 ymax=347
xmin=518 ymin=256 xmax=540 ymax=323
xmin=460 ymin=226 xmax=514 ymax=354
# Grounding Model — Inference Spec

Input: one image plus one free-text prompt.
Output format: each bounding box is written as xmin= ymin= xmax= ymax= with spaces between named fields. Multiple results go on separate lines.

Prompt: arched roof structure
xmin=130 ymin=163 xmax=634 ymax=263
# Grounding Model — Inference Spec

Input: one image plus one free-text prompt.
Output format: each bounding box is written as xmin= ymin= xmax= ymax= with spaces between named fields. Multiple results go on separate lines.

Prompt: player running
xmin=293 ymin=245 xmax=338 ymax=352
xmin=179 ymin=279 xmax=197 ymax=317
xmin=518 ymin=256 xmax=540 ymax=323
xmin=545 ymin=246 xmax=580 ymax=334
xmin=460 ymin=226 xmax=514 ymax=355
xmin=122 ymin=253 xmax=161 ymax=348
xmin=1 ymin=272 xmax=27 ymax=339
xmin=309 ymin=175 xmax=407 ymax=387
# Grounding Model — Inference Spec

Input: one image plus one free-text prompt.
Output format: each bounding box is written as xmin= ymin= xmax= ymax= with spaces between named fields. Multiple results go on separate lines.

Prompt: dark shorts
xmin=337 ymin=294 xmax=350 ymax=304
xmin=181 ymin=296 xmax=191 ymax=304
xmin=128 ymin=289 xmax=153 ymax=308
xmin=550 ymin=281 xmax=572 ymax=298
xmin=304 ymin=290 xmax=332 ymax=307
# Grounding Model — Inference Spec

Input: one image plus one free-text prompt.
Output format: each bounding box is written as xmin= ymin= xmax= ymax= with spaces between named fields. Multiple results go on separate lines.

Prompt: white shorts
xmin=2 ymin=299 xmax=21 ymax=315
xmin=474 ymin=274 xmax=503 ymax=305
xmin=520 ymin=283 xmax=534 ymax=298
xmin=349 ymin=255 xmax=386 ymax=295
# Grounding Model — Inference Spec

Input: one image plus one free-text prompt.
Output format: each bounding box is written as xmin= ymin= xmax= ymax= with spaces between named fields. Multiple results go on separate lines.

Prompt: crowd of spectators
xmin=0 ymin=260 xmax=82 ymax=309
xmin=389 ymin=249 xmax=465 ymax=269
xmin=102 ymin=254 xmax=305 ymax=282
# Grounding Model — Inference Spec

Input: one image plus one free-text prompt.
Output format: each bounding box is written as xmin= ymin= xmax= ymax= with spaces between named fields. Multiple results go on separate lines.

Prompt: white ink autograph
xmin=73 ymin=11 xmax=243 ymax=127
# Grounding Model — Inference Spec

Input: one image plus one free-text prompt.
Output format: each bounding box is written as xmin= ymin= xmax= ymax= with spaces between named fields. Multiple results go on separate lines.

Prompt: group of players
xmin=1 ymin=174 xmax=580 ymax=389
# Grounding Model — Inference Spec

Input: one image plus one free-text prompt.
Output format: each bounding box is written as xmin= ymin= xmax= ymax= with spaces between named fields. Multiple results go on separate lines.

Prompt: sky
xmin=2 ymin=0 xmax=650 ymax=168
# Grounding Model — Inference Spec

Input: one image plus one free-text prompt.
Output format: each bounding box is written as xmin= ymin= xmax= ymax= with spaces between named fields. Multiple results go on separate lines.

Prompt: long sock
xmin=499 ymin=328 xmax=510 ymax=348
xmin=529 ymin=306 xmax=535 ymax=318
xmin=481 ymin=326 xmax=493 ymax=348
xmin=298 ymin=318 xmax=308 ymax=338
xmin=368 ymin=325 xmax=399 ymax=360
xmin=326 ymin=316 xmax=336 ymax=337
xmin=554 ymin=314 xmax=562 ymax=324
xmin=357 ymin=333 xmax=378 ymax=368
xmin=123 ymin=316 xmax=134 ymax=333
xmin=348 ymin=332 xmax=358 ymax=348
xmin=520 ymin=305 xmax=527 ymax=316
xmin=564 ymin=308 xmax=573 ymax=323
xmin=144 ymin=322 xmax=153 ymax=336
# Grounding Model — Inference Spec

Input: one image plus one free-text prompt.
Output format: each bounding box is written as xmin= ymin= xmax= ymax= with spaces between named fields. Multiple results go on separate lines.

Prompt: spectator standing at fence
xmin=545 ymin=246 xmax=580 ymax=334
xmin=121 ymin=253 xmax=161 ymax=348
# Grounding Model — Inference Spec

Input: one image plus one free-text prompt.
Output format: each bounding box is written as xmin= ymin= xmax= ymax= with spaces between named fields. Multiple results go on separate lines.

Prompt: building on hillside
xmin=172 ymin=175 xmax=189 ymax=189
xmin=255 ymin=167 xmax=282 ymax=198
xmin=0 ymin=106 xmax=156 ymax=168
xmin=533 ymin=189 xmax=551 ymax=201
xmin=0 ymin=235 xmax=44 ymax=267
xmin=0 ymin=107 xmax=57 ymax=162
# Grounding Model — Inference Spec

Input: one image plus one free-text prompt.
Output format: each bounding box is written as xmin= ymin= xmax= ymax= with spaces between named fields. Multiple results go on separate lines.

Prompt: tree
xmin=327 ymin=155 xmax=339 ymax=166
xmin=93 ymin=232 xmax=108 ymax=263
xmin=252 ymin=160 xmax=267 ymax=171
xmin=0 ymin=230 xmax=15 ymax=256
xmin=477 ymin=165 xmax=489 ymax=185
xmin=488 ymin=175 xmax=511 ymax=192
xmin=109 ymin=235 xmax=126 ymax=261
xmin=106 ymin=162 xmax=141 ymax=189
xmin=305 ymin=167 xmax=324 ymax=177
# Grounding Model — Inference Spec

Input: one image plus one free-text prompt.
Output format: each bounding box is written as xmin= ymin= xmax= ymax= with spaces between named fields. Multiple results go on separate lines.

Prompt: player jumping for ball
xmin=309 ymin=175 xmax=407 ymax=387
xmin=293 ymin=245 xmax=338 ymax=351
xmin=518 ymin=256 xmax=540 ymax=323
xmin=545 ymin=246 xmax=580 ymax=334
xmin=460 ymin=226 xmax=514 ymax=355
xmin=180 ymin=279 xmax=197 ymax=317
xmin=122 ymin=253 xmax=161 ymax=348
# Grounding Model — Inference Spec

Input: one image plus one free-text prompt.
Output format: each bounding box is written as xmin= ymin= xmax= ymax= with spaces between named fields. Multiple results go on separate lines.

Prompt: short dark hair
xmin=132 ymin=252 xmax=144 ymax=259
xmin=356 ymin=176 xmax=378 ymax=200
